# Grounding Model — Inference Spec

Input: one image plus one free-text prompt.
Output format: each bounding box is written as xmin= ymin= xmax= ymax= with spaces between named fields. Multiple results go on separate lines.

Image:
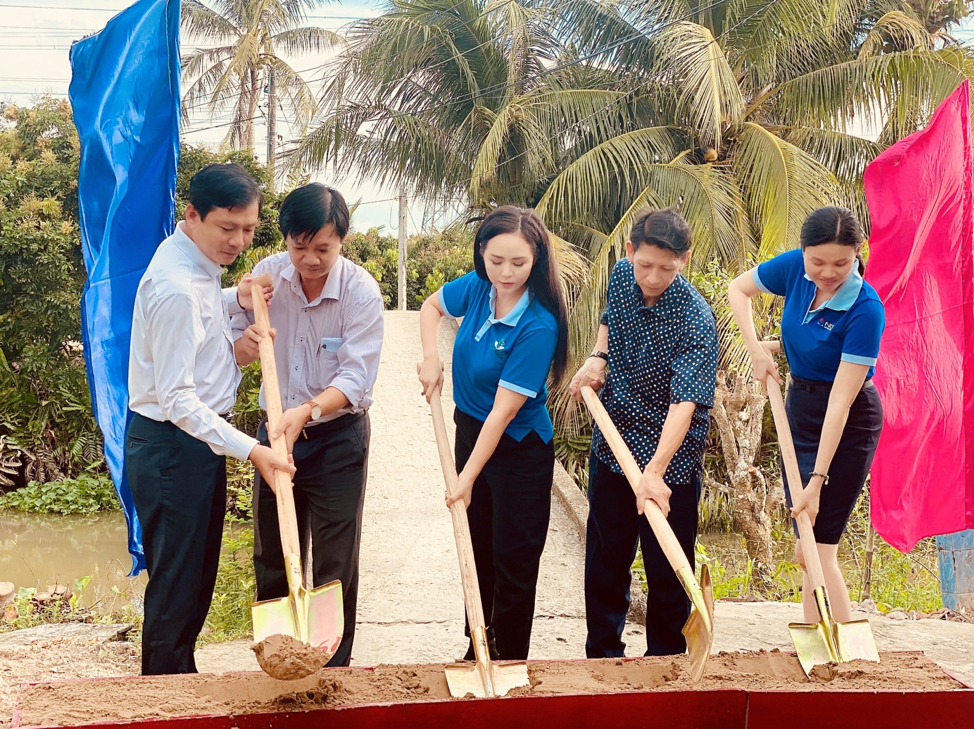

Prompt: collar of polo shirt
xmin=173 ymin=221 xmax=223 ymax=279
xmin=474 ymin=286 xmax=532 ymax=342
xmin=281 ymin=257 xmax=345 ymax=305
xmin=802 ymin=267 xmax=863 ymax=323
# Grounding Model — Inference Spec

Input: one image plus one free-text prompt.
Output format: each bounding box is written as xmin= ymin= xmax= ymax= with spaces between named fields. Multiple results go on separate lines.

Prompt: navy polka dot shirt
xmin=592 ymin=258 xmax=718 ymax=483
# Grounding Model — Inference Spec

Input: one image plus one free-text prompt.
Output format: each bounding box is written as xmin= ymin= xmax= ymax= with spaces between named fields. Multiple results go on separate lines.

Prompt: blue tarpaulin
xmin=69 ymin=0 xmax=181 ymax=575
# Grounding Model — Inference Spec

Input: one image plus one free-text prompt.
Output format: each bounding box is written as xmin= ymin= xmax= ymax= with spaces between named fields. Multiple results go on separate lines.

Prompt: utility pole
xmin=265 ymin=67 xmax=276 ymax=193
xmin=398 ymin=190 xmax=407 ymax=311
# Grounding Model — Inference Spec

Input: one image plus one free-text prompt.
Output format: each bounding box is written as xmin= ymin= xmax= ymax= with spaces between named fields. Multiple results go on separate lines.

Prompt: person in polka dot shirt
xmin=570 ymin=208 xmax=717 ymax=658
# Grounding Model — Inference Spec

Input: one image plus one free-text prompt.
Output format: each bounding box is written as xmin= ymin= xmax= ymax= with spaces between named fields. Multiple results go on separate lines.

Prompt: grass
xmin=198 ymin=519 xmax=258 ymax=645
xmin=633 ymin=492 xmax=943 ymax=614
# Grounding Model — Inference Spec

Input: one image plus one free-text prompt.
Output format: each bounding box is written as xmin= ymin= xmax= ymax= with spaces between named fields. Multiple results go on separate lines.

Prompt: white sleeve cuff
xmin=224 ymin=287 xmax=244 ymax=317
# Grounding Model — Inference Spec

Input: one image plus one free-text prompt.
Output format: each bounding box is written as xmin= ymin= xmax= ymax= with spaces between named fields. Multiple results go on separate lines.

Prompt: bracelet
xmin=810 ymin=471 xmax=829 ymax=485
xmin=588 ymin=351 xmax=609 ymax=362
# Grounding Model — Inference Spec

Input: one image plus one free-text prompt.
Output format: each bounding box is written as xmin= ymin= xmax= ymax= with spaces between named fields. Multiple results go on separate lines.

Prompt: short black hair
xmin=279 ymin=183 xmax=350 ymax=242
xmin=630 ymin=208 xmax=691 ymax=255
xmin=187 ymin=163 xmax=263 ymax=220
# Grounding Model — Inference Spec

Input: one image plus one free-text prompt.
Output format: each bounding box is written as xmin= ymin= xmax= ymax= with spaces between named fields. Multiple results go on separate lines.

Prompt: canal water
xmin=1 ymin=511 xmax=147 ymax=610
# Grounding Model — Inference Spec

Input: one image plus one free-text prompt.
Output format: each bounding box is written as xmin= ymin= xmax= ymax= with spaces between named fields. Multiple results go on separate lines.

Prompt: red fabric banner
xmin=864 ymin=80 xmax=974 ymax=552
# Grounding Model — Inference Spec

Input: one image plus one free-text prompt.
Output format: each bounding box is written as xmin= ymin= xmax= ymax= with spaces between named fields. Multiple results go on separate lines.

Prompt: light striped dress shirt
xmin=128 ymin=222 xmax=259 ymax=461
xmin=231 ymin=253 xmax=384 ymax=424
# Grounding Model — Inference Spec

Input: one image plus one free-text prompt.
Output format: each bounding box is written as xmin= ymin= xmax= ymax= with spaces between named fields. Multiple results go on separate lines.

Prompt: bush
xmin=342 ymin=225 xmax=474 ymax=309
xmin=0 ymin=98 xmax=101 ymax=485
xmin=0 ymin=471 xmax=119 ymax=514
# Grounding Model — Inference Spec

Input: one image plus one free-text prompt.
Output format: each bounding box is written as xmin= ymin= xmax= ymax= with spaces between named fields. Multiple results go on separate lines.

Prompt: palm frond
xmin=270 ymin=26 xmax=345 ymax=54
xmin=654 ymin=21 xmax=746 ymax=151
xmin=733 ymin=122 xmax=839 ymax=261
xmin=859 ymin=10 xmax=933 ymax=56
xmin=535 ymin=125 xmax=688 ymax=226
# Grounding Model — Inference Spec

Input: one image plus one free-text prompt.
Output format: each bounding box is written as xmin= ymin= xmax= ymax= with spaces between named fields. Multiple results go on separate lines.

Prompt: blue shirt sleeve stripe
xmin=752 ymin=267 xmax=773 ymax=295
xmin=841 ymin=353 xmax=878 ymax=367
xmin=498 ymin=379 xmax=538 ymax=398
xmin=439 ymin=287 xmax=457 ymax=319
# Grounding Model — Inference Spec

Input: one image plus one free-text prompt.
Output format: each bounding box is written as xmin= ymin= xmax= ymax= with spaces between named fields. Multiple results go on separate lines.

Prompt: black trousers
xmin=585 ymin=454 xmax=701 ymax=658
xmin=253 ymin=412 xmax=369 ymax=667
xmin=453 ymin=409 xmax=553 ymax=660
xmin=785 ymin=376 xmax=883 ymax=545
xmin=126 ymin=413 xmax=227 ymax=675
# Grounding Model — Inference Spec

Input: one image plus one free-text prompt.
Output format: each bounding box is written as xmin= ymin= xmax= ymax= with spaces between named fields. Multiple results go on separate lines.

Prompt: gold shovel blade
xmin=252 ymin=579 xmax=344 ymax=654
xmin=835 ymin=618 xmax=880 ymax=664
xmin=679 ymin=564 xmax=715 ymax=683
xmin=444 ymin=661 xmax=530 ymax=698
xmin=790 ymin=621 xmax=838 ymax=676
xmin=789 ymin=586 xmax=839 ymax=675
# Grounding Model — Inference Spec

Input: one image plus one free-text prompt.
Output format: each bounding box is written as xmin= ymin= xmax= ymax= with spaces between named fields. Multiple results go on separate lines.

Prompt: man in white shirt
xmin=232 ymin=183 xmax=384 ymax=667
xmin=127 ymin=163 xmax=293 ymax=675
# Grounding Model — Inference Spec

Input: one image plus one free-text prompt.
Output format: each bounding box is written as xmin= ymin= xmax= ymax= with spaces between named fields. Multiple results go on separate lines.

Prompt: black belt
xmin=789 ymin=375 xmax=874 ymax=394
xmin=300 ymin=411 xmax=366 ymax=440
xmin=219 ymin=412 xmax=233 ymax=423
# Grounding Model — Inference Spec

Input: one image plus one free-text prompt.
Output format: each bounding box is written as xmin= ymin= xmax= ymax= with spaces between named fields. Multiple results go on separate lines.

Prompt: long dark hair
xmin=473 ymin=206 xmax=569 ymax=384
xmin=800 ymin=206 xmax=865 ymax=276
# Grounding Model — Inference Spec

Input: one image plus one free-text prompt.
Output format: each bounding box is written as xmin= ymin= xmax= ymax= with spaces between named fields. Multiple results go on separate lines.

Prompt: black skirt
xmin=783 ymin=375 xmax=883 ymax=545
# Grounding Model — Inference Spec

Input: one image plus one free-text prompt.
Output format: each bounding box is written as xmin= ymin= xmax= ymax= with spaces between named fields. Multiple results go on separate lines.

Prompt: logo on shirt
xmin=493 ymin=338 xmax=507 ymax=351
xmin=817 ymin=317 xmax=834 ymax=331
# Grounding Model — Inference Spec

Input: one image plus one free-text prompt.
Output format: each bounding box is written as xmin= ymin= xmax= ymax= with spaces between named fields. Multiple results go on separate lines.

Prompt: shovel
xmin=428 ymin=386 xmax=530 ymax=698
xmin=249 ymin=274 xmax=344 ymax=669
xmin=760 ymin=342 xmax=879 ymax=676
xmin=580 ymin=385 xmax=714 ymax=683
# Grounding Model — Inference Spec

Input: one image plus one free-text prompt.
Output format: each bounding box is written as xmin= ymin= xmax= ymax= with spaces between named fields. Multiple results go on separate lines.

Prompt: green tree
xmin=180 ymin=0 xmax=343 ymax=155
xmin=0 ymin=98 xmax=98 ymax=484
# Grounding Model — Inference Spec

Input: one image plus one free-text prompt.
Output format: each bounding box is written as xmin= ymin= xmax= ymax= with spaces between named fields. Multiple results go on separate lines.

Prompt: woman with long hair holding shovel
xmin=728 ymin=206 xmax=885 ymax=628
xmin=418 ymin=206 xmax=569 ymax=662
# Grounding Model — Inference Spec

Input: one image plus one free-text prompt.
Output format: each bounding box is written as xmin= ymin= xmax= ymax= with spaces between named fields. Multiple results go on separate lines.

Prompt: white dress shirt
xmin=129 ymin=222 xmax=259 ymax=460
xmin=231 ymin=253 xmax=384 ymax=424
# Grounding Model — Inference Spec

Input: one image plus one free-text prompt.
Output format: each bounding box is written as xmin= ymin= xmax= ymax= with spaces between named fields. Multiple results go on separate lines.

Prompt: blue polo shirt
xmin=753 ymin=249 xmax=885 ymax=381
xmin=439 ymin=272 xmax=559 ymax=442
xmin=592 ymin=259 xmax=717 ymax=483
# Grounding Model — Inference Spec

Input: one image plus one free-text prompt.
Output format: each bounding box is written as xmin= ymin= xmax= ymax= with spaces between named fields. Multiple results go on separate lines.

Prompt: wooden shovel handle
xmin=580 ymin=386 xmax=692 ymax=574
xmin=762 ymin=368 xmax=829 ymax=592
xmin=251 ymin=275 xmax=302 ymax=561
xmin=428 ymin=388 xmax=489 ymax=636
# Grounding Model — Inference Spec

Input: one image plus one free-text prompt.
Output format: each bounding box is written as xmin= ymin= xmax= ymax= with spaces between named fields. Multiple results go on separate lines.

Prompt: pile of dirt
xmin=252 ymin=634 xmax=334 ymax=681
xmin=14 ymin=651 xmax=966 ymax=727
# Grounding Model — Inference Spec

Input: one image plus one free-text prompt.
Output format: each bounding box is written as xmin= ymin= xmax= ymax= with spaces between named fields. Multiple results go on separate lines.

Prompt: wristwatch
xmin=588 ymin=351 xmax=609 ymax=362
xmin=303 ymin=400 xmax=322 ymax=420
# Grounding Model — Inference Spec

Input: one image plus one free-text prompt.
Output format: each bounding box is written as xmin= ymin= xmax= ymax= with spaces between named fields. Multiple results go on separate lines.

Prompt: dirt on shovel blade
xmin=252 ymin=634 xmax=335 ymax=681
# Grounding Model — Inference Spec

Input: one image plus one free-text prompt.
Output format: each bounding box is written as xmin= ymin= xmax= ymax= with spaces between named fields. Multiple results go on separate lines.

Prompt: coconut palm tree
xmin=288 ymin=0 xmax=655 ymax=205
xmin=180 ymin=0 xmax=344 ymax=156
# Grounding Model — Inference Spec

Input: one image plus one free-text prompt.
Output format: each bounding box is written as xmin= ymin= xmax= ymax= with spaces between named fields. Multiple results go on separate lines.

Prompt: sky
xmin=0 ymin=0 xmax=448 ymax=234
xmin=1 ymin=1 xmax=973 ymax=233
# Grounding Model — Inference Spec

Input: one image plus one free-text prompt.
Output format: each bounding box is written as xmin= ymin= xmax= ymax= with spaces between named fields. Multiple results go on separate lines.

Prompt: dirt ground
xmin=10 ymin=651 xmax=967 ymax=728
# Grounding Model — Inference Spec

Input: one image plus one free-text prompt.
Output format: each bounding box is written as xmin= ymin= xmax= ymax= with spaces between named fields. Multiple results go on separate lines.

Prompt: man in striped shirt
xmin=232 ymin=183 xmax=384 ymax=667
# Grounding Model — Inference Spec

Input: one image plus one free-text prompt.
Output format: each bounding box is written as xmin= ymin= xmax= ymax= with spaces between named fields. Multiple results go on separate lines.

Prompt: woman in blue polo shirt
xmin=418 ymin=206 xmax=569 ymax=660
xmin=728 ymin=206 xmax=884 ymax=625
